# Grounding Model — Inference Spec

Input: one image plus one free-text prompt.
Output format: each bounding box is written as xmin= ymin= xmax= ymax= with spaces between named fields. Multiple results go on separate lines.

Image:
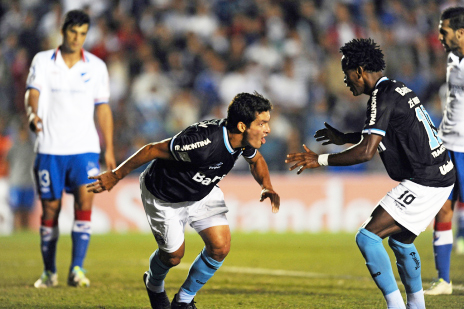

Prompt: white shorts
xmin=378 ymin=179 xmax=454 ymax=235
xmin=140 ymin=173 xmax=229 ymax=253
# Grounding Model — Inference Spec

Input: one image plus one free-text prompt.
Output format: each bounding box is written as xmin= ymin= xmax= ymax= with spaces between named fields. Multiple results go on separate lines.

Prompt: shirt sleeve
xmin=26 ymin=54 xmax=45 ymax=92
xmin=94 ymin=62 xmax=110 ymax=105
xmin=362 ymin=88 xmax=395 ymax=137
xmin=169 ymin=128 xmax=214 ymax=163
xmin=242 ymin=146 xmax=257 ymax=159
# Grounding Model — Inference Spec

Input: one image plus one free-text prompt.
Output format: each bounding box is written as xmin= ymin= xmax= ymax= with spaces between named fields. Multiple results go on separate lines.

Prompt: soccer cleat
xmin=171 ymin=293 xmax=197 ymax=309
xmin=34 ymin=270 xmax=58 ymax=288
xmin=424 ymin=278 xmax=452 ymax=295
xmin=456 ymin=237 xmax=464 ymax=255
xmin=67 ymin=266 xmax=90 ymax=287
xmin=143 ymin=272 xmax=170 ymax=309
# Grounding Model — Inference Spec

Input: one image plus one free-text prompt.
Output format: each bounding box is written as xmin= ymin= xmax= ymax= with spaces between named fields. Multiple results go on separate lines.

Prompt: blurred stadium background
xmin=0 ymin=0 xmax=459 ymax=232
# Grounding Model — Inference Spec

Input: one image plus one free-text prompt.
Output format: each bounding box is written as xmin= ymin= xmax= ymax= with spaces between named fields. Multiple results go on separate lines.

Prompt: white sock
xmin=146 ymin=278 xmax=164 ymax=293
xmin=406 ymin=289 xmax=425 ymax=309
xmin=385 ymin=289 xmax=406 ymax=309
xmin=177 ymin=287 xmax=195 ymax=303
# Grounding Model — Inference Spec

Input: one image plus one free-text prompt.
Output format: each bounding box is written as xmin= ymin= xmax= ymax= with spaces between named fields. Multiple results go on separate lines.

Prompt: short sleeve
xmin=362 ymin=88 xmax=394 ymax=137
xmin=26 ymin=54 xmax=46 ymax=92
xmin=94 ymin=62 xmax=110 ymax=105
xmin=242 ymin=146 xmax=257 ymax=159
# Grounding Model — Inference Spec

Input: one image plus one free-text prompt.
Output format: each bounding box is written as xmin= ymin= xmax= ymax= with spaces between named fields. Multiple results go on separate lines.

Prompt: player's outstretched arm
xmin=87 ymin=139 xmax=173 ymax=193
xmin=286 ymin=134 xmax=382 ymax=174
xmin=246 ymin=152 xmax=280 ymax=213
xmin=314 ymin=122 xmax=362 ymax=145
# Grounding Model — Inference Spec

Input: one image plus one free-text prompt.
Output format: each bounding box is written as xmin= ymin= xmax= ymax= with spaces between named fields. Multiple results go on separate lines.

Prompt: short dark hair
xmin=226 ymin=92 xmax=272 ymax=131
xmin=441 ymin=7 xmax=464 ymax=30
xmin=340 ymin=38 xmax=386 ymax=72
xmin=62 ymin=10 xmax=90 ymax=33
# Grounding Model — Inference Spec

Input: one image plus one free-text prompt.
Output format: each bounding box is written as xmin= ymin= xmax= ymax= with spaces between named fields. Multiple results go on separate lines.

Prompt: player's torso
xmin=31 ymin=50 xmax=104 ymax=155
xmin=439 ymin=53 xmax=464 ymax=151
xmin=146 ymin=119 xmax=255 ymax=202
xmin=366 ymin=79 xmax=454 ymax=186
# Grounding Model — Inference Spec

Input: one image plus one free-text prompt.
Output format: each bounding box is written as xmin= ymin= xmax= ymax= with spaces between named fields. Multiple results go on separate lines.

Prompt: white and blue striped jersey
xmin=144 ymin=119 xmax=257 ymax=202
xmin=439 ymin=52 xmax=464 ymax=152
xmin=362 ymin=77 xmax=455 ymax=187
xmin=26 ymin=47 xmax=110 ymax=155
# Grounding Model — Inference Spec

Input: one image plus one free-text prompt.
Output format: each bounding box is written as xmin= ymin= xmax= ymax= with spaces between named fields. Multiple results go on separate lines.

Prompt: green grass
xmin=1 ymin=231 xmax=464 ymax=308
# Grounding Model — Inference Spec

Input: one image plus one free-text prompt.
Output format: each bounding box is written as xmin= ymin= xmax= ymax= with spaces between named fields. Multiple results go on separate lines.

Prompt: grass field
xmin=1 ymin=231 xmax=464 ymax=308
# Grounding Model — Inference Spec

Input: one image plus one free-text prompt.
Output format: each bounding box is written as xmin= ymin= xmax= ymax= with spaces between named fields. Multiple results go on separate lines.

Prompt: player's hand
xmin=314 ymin=122 xmax=345 ymax=145
xmin=87 ymin=170 xmax=120 ymax=193
xmin=260 ymin=188 xmax=280 ymax=213
xmin=285 ymin=144 xmax=319 ymax=174
xmin=28 ymin=113 xmax=43 ymax=133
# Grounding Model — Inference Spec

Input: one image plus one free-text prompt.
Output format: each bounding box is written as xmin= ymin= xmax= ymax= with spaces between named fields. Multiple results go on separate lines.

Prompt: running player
xmin=424 ymin=6 xmax=464 ymax=295
xmin=26 ymin=10 xmax=115 ymax=288
xmin=286 ymin=38 xmax=455 ymax=309
xmin=87 ymin=92 xmax=280 ymax=309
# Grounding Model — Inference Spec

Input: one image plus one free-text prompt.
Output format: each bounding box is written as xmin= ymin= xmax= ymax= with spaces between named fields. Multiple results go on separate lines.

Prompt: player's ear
xmin=356 ymin=66 xmax=363 ymax=78
xmin=237 ymin=121 xmax=247 ymax=133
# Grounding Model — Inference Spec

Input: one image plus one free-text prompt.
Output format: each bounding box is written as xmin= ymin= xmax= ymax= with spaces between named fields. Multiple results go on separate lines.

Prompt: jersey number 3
xmin=415 ymin=105 xmax=442 ymax=150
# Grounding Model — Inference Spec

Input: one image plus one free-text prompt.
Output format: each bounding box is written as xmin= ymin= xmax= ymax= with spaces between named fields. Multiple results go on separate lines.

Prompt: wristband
xmin=318 ymin=154 xmax=329 ymax=166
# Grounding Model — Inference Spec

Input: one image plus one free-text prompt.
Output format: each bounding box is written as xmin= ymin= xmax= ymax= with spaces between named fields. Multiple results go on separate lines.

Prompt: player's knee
xmin=205 ymin=241 xmax=230 ymax=262
xmin=160 ymin=251 xmax=183 ymax=267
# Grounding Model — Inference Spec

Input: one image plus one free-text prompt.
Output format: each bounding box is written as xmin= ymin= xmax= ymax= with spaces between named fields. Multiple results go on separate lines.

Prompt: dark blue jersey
xmin=144 ymin=119 xmax=257 ymax=202
xmin=362 ymin=77 xmax=455 ymax=187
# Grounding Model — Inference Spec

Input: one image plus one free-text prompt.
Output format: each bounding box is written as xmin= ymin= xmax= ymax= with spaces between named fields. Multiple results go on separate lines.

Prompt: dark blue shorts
xmin=33 ymin=153 xmax=100 ymax=200
xmin=9 ymin=186 xmax=35 ymax=211
xmin=448 ymin=150 xmax=464 ymax=203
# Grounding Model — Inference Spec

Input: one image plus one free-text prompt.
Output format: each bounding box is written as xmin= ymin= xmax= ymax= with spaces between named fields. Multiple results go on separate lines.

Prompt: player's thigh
xmin=65 ymin=153 xmax=100 ymax=194
xmin=378 ymin=180 xmax=453 ymax=236
xmin=34 ymin=154 xmax=66 ymax=200
xmin=140 ymin=177 xmax=188 ymax=254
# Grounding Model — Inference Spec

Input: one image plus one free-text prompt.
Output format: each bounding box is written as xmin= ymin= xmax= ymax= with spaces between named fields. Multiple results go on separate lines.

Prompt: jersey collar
xmin=223 ymin=126 xmax=234 ymax=154
xmin=52 ymin=46 xmax=87 ymax=63
xmin=375 ymin=76 xmax=389 ymax=88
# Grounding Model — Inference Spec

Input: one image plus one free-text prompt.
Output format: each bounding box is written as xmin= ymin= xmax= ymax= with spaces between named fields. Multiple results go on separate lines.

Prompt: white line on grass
xmin=175 ymin=263 xmax=464 ymax=291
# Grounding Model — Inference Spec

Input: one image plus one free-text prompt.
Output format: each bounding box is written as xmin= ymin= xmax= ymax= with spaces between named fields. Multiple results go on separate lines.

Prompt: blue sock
xmin=355 ymin=228 xmax=398 ymax=295
xmin=148 ymin=249 xmax=171 ymax=287
xmin=388 ymin=237 xmax=422 ymax=294
xmin=179 ymin=247 xmax=223 ymax=302
xmin=432 ymin=228 xmax=452 ymax=283
xmin=71 ymin=220 xmax=91 ymax=269
xmin=40 ymin=225 xmax=59 ymax=273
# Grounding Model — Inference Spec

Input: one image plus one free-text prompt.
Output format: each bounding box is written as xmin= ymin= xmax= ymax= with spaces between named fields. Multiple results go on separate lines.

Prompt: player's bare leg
xmin=34 ymin=199 xmax=61 ymax=288
xmin=172 ymin=225 xmax=231 ymax=308
xmin=67 ymin=185 xmax=94 ymax=287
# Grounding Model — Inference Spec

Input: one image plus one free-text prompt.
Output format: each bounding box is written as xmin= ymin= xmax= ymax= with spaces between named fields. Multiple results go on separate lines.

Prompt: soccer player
xmin=87 ymin=92 xmax=280 ymax=309
xmin=286 ymin=38 xmax=455 ymax=309
xmin=424 ymin=6 xmax=464 ymax=296
xmin=25 ymin=10 xmax=116 ymax=288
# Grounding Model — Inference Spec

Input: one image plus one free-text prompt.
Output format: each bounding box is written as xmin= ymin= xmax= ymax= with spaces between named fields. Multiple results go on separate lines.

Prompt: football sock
xmin=385 ymin=290 xmax=406 ymax=309
xmin=178 ymin=247 xmax=223 ymax=303
xmin=71 ymin=210 xmax=91 ymax=270
xmin=456 ymin=203 xmax=464 ymax=238
xmin=356 ymin=228 xmax=402 ymax=308
xmin=147 ymin=249 xmax=171 ymax=293
xmin=388 ymin=237 xmax=422 ymax=294
xmin=40 ymin=219 xmax=59 ymax=273
xmin=406 ymin=289 xmax=425 ymax=309
xmin=432 ymin=221 xmax=452 ymax=283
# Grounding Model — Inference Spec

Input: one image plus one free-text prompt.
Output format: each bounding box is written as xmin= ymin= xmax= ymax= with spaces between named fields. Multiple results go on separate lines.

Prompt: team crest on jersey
xmin=178 ymin=152 xmax=191 ymax=162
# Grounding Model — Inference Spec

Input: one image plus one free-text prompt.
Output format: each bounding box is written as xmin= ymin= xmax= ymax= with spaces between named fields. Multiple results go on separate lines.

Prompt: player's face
xmin=343 ymin=68 xmax=364 ymax=96
xmin=244 ymin=111 xmax=271 ymax=149
xmin=62 ymin=24 xmax=89 ymax=53
xmin=438 ymin=19 xmax=461 ymax=55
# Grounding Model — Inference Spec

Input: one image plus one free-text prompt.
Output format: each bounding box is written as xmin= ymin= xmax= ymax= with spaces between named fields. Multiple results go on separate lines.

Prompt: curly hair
xmin=340 ymin=38 xmax=386 ymax=72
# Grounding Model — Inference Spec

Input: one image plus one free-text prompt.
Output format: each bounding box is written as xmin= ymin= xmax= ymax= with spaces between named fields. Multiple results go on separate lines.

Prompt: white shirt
xmin=26 ymin=48 xmax=110 ymax=155
xmin=439 ymin=52 xmax=464 ymax=152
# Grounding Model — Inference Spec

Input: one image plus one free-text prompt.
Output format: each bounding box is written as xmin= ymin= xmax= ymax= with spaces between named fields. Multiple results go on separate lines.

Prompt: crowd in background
xmin=0 ymin=0 xmax=461 ymax=175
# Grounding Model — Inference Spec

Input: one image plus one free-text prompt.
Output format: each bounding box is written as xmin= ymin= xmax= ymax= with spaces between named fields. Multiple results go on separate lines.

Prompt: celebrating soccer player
xmin=286 ymin=38 xmax=455 ymax=309
xmin=88 ymin=92 xmax=280 ymax=309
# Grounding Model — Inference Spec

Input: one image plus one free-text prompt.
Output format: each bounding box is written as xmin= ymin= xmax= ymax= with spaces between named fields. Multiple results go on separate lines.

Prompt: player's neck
xmin=60 ymin=46 xmax=82 ymax=68
xmin=365 ymin=72 xmax=384 ymax=94
xmin=228 ymin=131 xmax=244 ymax=149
